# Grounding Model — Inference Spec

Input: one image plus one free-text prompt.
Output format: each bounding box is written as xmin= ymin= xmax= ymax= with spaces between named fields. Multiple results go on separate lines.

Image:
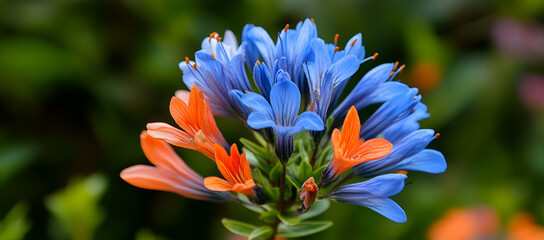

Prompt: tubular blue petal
xmin=253 ymin=62 xmax=273 ymax=101
xmin=343 ymin=33 xmax=365 ymax=61
xmin=294 ymin=111 xmax=325 ymax=132
xmin=329 ymin=174 xmax=407 ymax=223
xmin=332 ymin=63 xmax=396 ymax=121
xmin=228 ymin=90 xmax=251 ymax=117
xmin=328 ymin=55 xmax=360 ymax=86
xmin=360 ymin=88 xmax=420 ymax=139
xmin=245 ymin=26 xmax=276 ymax=68
xmin=331 ymin=174 xmax=407 ymax=198
xmin=270 ymin=80 xmax=301 ymax=126
xmin=310 ymin=38 xmax=331 ymax=78
xmin=358 ymin=198 xmax=407 ymax=223
xmin=247 ymin=112 xmax=276 ymax=130
xmin=242 ymin=24 xmax=259 ymax=68
xmin=383 ymin=103 xmax=430 ymax=144
xmin=353 ymin=129 xmax=440 ymax=177
xmin=394 ymin=149 xmax=447 ymax=174
xmin=241 ymin=92 xmax=274 ymax=120
xmin=275 ymin=69 xmax=291 ymax=83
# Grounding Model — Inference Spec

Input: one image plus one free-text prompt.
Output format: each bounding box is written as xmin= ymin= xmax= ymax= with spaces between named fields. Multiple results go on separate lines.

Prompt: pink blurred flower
xmin=492 ymin=18 xmax=544 ymax=62
xmin=519 ymin=74 xmax=544 ymax=113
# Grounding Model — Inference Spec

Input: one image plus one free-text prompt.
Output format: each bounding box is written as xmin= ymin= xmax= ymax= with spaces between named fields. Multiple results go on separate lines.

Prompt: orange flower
xmin=322 ymin=106 xmax=393 ymax=186
xmin=147 ymin=86 xmax=228 ymax=160
xmin=508 ymin=212 xmax=544 ymax=240
xmin=428 ymin=207 xmax=499 ymax=240
xmin=120 ymin=131 xmax=230 ymax=202
xmin=204 ymin=144 xmax=256 ymax=197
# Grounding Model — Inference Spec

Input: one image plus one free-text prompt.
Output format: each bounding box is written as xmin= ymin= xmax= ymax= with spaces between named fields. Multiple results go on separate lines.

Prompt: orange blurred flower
xmin=322 ymin=106 xmax=392 ymax=186
xmin=428 ymin=207 xmax=499 ymax=240
xmin=204 ymin=144 xmax=256 ymax=198
xmin=508 ymin=212 xmax=544 ymax=240
xmin=146 ymin=86 xmax=228 ymax=160
xmin=409 ymin=61 xmax=443 ymax=92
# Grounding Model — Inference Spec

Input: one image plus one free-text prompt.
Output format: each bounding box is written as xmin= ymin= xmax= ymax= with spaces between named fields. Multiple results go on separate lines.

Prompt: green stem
xmin=270 ymin=162 xmax=288 ymax=240
xmin=277 ymin=162 xmax=287 ymax=211
xmin=309 ymin=140 xmax=319 ymax=169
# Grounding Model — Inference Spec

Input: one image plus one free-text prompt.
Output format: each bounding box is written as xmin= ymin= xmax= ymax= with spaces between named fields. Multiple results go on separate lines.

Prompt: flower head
xmin=321 ymin=106 xmax=392 ymax=187
xmin=327 ymin=174 xmax=407 ymax=223
xmin=146 ymin=86 xmax=228 ymax=160
xmin=242 ymin=79 xmax=324 ymax=162
xmin=204 ymin=143 xmax=256 ymax=198
xmin=121 ymin=131 xmax=231 ymax=202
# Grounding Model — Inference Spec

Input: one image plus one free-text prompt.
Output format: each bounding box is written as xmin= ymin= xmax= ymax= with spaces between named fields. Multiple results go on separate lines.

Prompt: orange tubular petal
xmin=170 ymin=96 xmax=198 ymax=135
xmin=232 ymin=180 xmax=255 ymax=196
xmin=204 ymin=176 xmax=234 ymax=191
xmin=140 ymin=131 xmax=201 ymax=181
xmin=214 ymin=144 xmax=236 ymax=183
xmin=354 ymin=138 xmax=393 ymax=161
xmin=241 ymin=152 xmax=252 ymax=181
xmin=121 ymin=165 xmax=208 ymax=201
xmin=146 ymin=122 xmax=195 ymax=149
xmin=340 ymin=107 xmax=361 ymax=149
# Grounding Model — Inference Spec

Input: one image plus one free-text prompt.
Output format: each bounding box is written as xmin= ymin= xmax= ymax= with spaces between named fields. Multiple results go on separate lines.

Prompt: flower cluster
xmin=121 ymin=18 xmax=446 ymax=239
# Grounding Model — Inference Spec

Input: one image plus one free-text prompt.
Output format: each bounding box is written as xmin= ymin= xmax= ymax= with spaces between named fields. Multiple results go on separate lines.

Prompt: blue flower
xmin=353 ymin=129 xmax=447 ymax=178
xmin=243 ymin=19 xmax=317 ymax=98
xmin=328 ymin=174 xmax=408 ymax=223
xmin=180 ymin=31 xmax=253 ymax=120
xmin=242 ymin=78 xmax=324 ymax=161
xmin=303 ymin=38 xmax=361 ymax=136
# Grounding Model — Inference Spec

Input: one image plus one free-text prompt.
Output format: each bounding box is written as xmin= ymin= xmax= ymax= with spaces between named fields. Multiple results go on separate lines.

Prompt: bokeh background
xmin=1 ymin=0 xmax=544 ymax=239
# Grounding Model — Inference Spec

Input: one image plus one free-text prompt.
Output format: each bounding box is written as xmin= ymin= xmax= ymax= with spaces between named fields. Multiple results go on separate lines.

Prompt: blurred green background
xmin=1 ymin=0 xmax=544 ymax=239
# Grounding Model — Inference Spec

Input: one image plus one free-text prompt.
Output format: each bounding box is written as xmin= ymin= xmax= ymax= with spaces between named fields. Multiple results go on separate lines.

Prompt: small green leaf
xmin=277 ymin=213 xmax=301 ymax=226
xmin=245 ymin=150 xmax=261 ymax=169
xmin=299 ymin=199 xmax=330 ymax=220
xmin=259 ymin=210 xmax=277 ymax=224
xmin=248 ymin=226 xmax=274 ymax=240
xmin=221 ymin=219 xmax=257 ymax=237
xmin=298 ymin=140 xmax=309 ymax=163
xmin=269 ymin=164 xmax=282 ymax=183
xmin=243 ymin=203 xmax=265 ymax=214
xmin=277 ymin=221 xmax=333 ymax=238
xmin=240 ymin=138 xmax=266 ymax=155
xmin=325 ymin=116 xmax=334 ymax=132
xmin=0 ymin=202 xmax=31 ymax=240
xmin=286 ymin=175 xmax=301 ymax=192
xmin=253 ymin=132 xmax=269 ymax=147
xmin=298 ymin=160 xmax=313 ymax=183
